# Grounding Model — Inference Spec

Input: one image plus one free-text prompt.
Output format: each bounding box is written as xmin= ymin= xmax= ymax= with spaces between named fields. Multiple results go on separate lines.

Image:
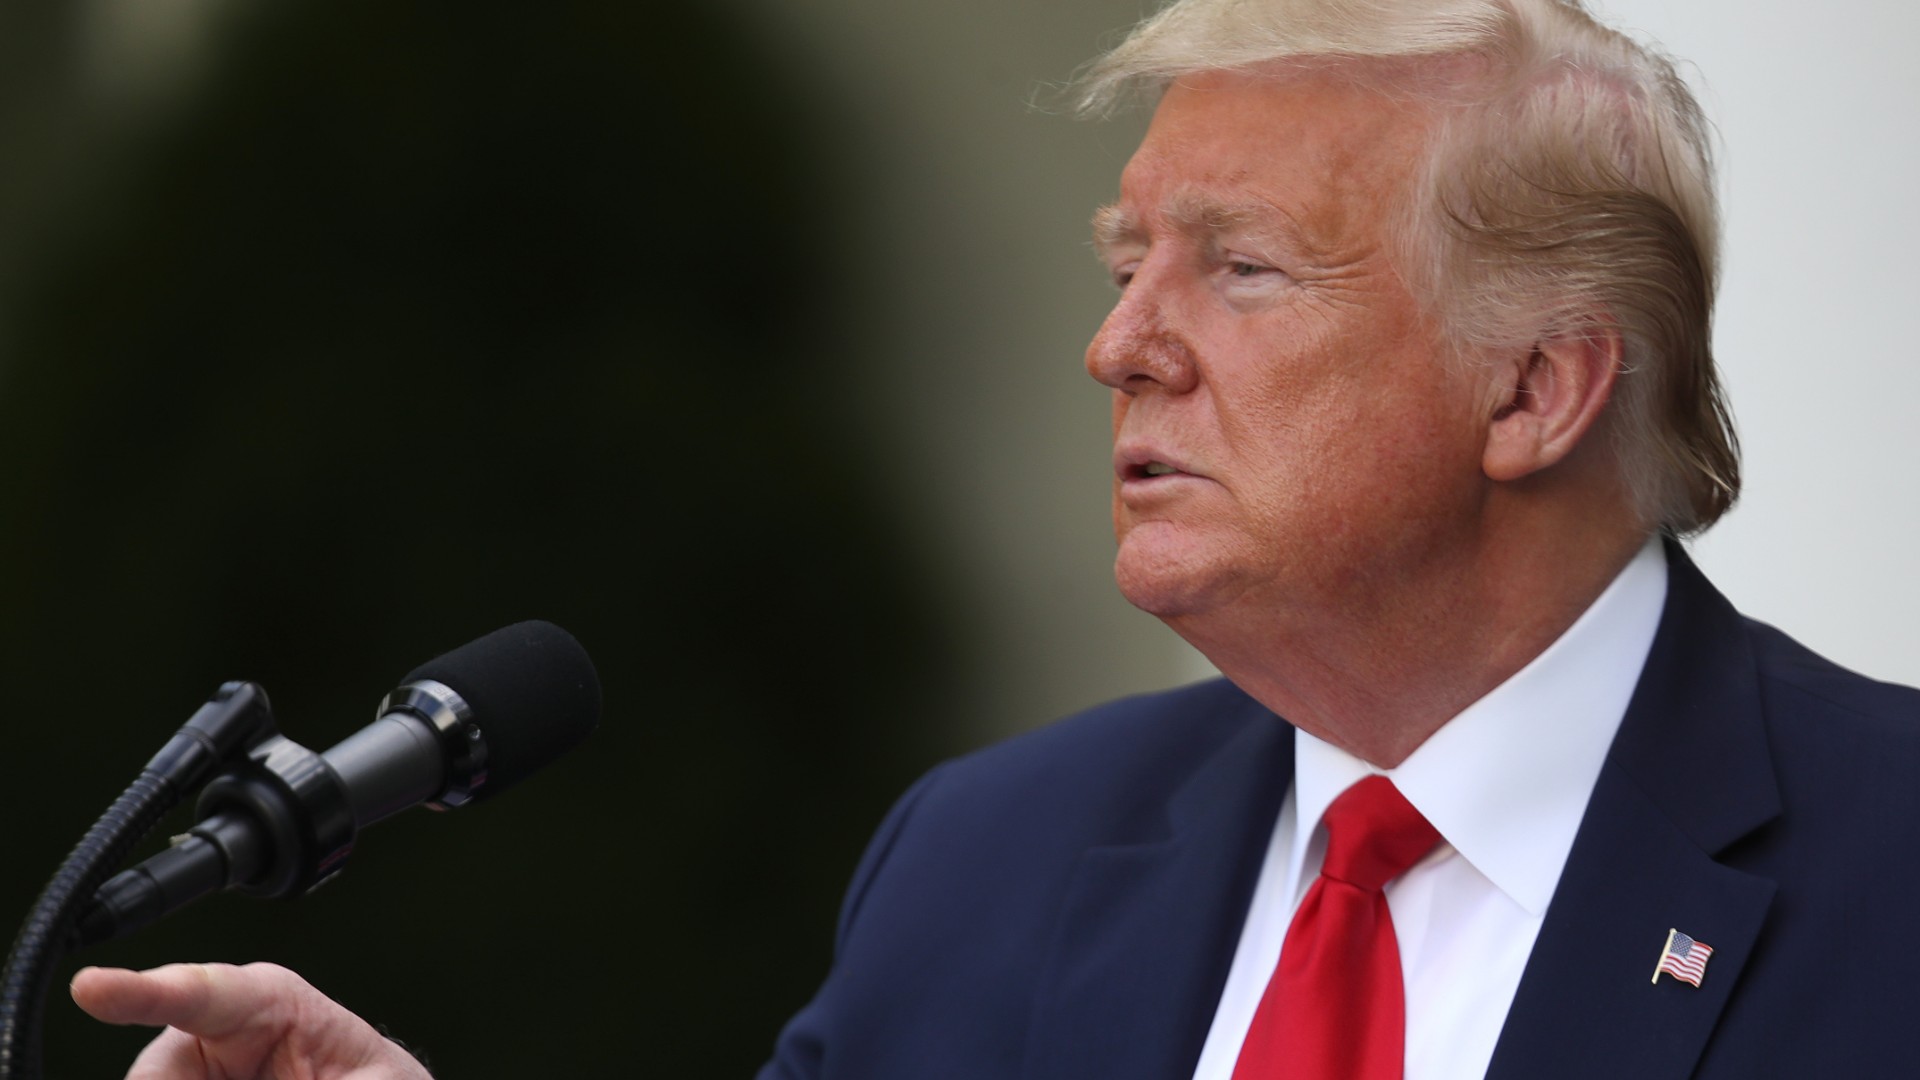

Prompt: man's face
xmin=1088 ymin=69 xmax=1496 ymax=632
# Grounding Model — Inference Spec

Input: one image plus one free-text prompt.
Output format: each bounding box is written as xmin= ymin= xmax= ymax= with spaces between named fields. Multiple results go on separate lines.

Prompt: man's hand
xmin=71 ymin=963 xmax=432 ymax=1079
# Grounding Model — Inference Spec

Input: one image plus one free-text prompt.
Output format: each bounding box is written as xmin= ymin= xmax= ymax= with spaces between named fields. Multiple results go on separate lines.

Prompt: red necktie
xmin=1230 ymin=775 xmax=1441 ymax=1080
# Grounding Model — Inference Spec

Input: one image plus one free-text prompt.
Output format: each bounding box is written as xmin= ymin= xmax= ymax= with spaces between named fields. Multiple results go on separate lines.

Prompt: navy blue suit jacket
xmin=762 ymin=550 xmax=1920 ymax=1077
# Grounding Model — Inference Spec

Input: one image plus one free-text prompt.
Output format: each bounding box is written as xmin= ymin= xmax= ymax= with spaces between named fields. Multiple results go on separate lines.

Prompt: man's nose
xmin=1084 ymin=280 xmax=1200 ymax=396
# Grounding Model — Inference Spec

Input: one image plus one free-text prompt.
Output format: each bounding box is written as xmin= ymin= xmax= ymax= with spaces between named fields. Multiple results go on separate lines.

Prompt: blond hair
xmin=1077 ymin=0 xmax=1738 ymax=533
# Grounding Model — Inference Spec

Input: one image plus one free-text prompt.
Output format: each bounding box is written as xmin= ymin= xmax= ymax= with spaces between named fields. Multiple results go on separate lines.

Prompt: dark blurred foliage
xmin=0 ymin=1 xmax=957 ymax=1075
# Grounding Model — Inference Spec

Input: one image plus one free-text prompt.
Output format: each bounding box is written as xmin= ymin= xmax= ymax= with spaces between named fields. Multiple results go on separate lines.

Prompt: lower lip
xmin=1119 ymin=471 xmax=1206 ymax=498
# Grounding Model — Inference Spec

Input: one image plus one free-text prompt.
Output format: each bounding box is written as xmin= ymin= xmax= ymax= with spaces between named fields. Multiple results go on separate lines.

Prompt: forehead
xmin=1108 ymin=67 xmax=1436 ymax=250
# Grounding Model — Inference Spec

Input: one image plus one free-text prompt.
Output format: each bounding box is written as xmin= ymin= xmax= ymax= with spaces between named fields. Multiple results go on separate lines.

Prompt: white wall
xmin=1598 ymin=0 xmax=1920 ymax=684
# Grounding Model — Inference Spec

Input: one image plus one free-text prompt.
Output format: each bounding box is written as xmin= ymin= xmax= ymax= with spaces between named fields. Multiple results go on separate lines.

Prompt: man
xmin=751 ymin=1 xmax=1920 ymax=1077
xmin=72 ymin=0 xmax=1920 ymax=1076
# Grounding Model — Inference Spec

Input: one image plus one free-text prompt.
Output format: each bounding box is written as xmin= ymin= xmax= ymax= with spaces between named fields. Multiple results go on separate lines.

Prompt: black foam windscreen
xmin=401 ymin=620 xmax=601 ymax=799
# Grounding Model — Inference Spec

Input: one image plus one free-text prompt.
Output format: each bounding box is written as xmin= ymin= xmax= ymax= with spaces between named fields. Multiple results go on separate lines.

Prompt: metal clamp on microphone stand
xmin=71 ymin=677 xmax=491 ymax=947
xmin=75 ymin=729 xmax=361 ymax=948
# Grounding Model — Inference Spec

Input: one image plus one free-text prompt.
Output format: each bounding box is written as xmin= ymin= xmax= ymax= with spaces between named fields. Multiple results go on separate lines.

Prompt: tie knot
xmin=1318 ymin=776 xmax=1440 ymax=891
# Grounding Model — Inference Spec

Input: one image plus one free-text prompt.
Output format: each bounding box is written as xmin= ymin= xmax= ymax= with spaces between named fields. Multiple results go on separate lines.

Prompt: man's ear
xmin=1481 ymin=325 xmax=1623 ymax=482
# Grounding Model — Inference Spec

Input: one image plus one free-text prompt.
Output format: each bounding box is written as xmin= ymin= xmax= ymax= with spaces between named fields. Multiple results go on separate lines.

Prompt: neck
xmin=1169 ymin=498 xmax=1650 ymax=768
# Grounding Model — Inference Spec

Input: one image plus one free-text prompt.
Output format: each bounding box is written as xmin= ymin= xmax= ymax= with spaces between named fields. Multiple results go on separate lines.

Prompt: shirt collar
xmin=1290 ymin=537 xmax=1669 ymax=916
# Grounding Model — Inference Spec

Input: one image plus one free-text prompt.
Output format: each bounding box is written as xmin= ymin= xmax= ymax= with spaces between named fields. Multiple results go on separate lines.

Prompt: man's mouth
xmin=1113 ymin=440 xmax=1201 ymax=484
xmin=1125 ymin=460 xmax=1185 ymax=481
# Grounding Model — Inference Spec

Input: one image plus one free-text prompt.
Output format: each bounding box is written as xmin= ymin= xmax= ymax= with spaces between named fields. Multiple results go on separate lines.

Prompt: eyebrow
xmin=1091 ymin=193 xmax=1307 ymax=260
xmin=1090 ymin=205 xmax=1140 ymax=255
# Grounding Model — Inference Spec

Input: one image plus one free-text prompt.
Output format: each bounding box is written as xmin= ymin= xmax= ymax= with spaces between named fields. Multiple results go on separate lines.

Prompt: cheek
xmin=1329 ymin=394 xmax=1491 ymax=547
xmin=1227 ymin=362 xmax=1479 ymax=531
xmin=1216 ymin=363 xmax=1366 ymax=493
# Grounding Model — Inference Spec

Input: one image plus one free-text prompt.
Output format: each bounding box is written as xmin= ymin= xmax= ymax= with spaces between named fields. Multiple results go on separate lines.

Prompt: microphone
xmin=73 ymin=620 xmax=600 ymax=947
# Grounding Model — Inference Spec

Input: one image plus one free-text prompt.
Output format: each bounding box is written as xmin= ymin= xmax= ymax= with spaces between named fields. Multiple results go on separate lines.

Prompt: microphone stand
xmin=0 ymin=682 xmax=276 ymax=1080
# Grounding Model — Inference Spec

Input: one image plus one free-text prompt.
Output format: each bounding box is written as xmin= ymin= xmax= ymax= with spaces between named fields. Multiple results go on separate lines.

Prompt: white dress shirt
xmin=1190 ymin=539 xmax=1669 ymax=1080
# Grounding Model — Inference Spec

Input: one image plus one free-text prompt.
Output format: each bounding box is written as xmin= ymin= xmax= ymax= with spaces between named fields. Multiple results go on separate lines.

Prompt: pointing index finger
xmin=72 ymin=964 xmax=277 ymax=1038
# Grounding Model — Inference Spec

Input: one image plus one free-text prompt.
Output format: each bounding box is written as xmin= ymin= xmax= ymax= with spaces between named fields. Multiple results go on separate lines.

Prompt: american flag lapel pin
xmin=1651 ymin=928 xmax=1714 ymax=987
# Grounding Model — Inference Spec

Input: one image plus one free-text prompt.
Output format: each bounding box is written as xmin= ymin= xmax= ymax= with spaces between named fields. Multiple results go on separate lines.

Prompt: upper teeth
xmin=1144 ymin=462 xmax=1176 ymax=476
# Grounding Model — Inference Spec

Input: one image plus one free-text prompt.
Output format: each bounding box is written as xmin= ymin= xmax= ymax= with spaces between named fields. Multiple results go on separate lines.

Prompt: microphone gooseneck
xmin=0 ymin=683 xmax=277 ymax=1080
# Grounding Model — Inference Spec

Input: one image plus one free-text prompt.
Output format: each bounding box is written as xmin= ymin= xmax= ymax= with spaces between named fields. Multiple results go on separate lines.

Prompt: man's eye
xmin=1228 ymin=261 xmax=1268 ymax=278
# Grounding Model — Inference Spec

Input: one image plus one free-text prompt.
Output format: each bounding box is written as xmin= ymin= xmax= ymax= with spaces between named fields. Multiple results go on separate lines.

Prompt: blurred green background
xmin=0 ymin=0 xmax=1191 ymax=1075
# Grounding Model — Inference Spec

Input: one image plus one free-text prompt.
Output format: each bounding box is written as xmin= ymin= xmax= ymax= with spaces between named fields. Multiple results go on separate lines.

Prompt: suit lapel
xmin=1486 ymin=544 xmax=1781 ymax=1080
xmin=1022 ymin=696 xmax=1293 ymax=1080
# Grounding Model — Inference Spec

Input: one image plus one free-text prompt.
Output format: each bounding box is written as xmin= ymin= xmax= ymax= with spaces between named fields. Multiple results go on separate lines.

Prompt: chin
xmin=1111 ymin=540 xmax=1240 ymax=619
